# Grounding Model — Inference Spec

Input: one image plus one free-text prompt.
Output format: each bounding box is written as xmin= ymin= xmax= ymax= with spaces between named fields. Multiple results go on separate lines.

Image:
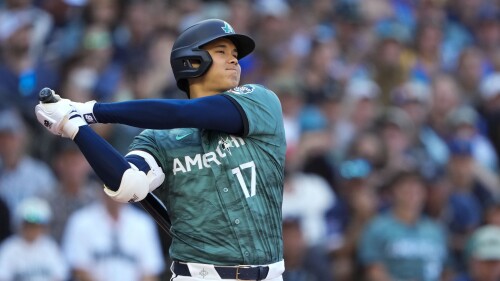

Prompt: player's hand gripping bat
xmin=38 ymin=87 xmax=173 ymax=236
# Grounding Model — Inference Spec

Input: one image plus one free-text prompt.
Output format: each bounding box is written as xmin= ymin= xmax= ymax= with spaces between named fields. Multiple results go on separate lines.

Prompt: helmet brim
xmin=223 ymin=34 xmax=255 ymax=59
xmin=198 ymin=33 xmax=255 ymax=60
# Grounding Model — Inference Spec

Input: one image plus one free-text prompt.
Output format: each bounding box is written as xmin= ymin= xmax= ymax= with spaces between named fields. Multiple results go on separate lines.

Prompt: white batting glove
xmin=35 ymin=100 xmax=87 ymax=139
xmin=69 ymin=100 xmax=98 ymax=124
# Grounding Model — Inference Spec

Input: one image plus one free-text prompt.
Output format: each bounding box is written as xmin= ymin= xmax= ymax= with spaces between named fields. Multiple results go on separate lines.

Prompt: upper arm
xmin=94 ymin=95 xmax=244 ymax=134
xmin=183 ymin=95 xmax=244 ymax=134
xmin=223 ymin=85 xmax=285 ymax=144
xmin=221 ymin=94 xmax=249 ymax=136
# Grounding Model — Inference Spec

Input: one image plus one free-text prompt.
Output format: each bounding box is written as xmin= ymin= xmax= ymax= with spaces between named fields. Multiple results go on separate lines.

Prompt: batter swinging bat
xmin=38 ymin=87 xmax=173 ymax=236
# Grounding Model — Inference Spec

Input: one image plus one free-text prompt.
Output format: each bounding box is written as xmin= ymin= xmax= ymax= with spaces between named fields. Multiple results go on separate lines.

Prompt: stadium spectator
xmin=0 ymin=11 xmax=59 ymax=122
xmin=61 ymin=192 xmax=165 ymax=281
xmin=282 ymin=168 xmax=336 ymax=248
xmin=329 ymin=157 xmax=379 ymax=281
xmin=446 ymin=105 xmax=499 ymax=173
xmin=0 ymin=197 xmax=68 ymax=280
xmin=43 ymin=138 xmax=100 ymax=244
xmin=1 ymin=1 xmax=500 ymax=280
xmin=445 ymin=137 xmax=499 ymax=273
xmin=479 ymin=72 xmax=500 ymax=162
xmin=0 ymin=106 xmax=56 ymax=223
xmin=454 ymin=225 xmax=500 ymax=281
xmin=358 ymin=170 xmax=449 ymax=281
xmin=282 ymin=216 xmax=333 ymax=281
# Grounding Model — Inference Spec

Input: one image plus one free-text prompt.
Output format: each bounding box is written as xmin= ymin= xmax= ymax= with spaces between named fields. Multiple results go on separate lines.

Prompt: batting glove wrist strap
xmin=70 ymin=100 xmax=98 ymax=124
xmin=62 ymin=114 xmax=87 ymax=139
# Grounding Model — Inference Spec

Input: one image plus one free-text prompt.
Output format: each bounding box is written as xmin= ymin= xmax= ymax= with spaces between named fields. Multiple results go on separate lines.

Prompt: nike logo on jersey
xmin=176 ymin=132 xmax=192 ymax=140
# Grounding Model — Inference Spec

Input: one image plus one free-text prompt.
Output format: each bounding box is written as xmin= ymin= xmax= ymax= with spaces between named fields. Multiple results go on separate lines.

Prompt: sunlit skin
xmin=188 ymin=38 xmax=241 ymax=98
xmin=0 ymin=131 xmax=26 ymax=170
xmin=21 ymin=223 xmax=46 ymax=243
xmin=470 ymin=259 xmax=500 ymax=281
xmin=393 ymin=178 xmax=426 ymax=219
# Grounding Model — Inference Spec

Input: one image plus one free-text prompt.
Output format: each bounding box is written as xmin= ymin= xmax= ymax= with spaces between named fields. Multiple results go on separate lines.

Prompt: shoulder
xmin=16 ymin=158 xmax=56 ymax=187
xmin=223 ymin=84 xmax=282 ymax=114
xmin=21 ymin=157 xmax=54 ymax=175
xmin=130 ymin=128 xmax=176 ymax=150
xmin=224 ymin=84 xmax=278 ymax=101
xmin=226 ymin=84 xmax=270 ymax=94
xmin=366 ymin=213 xmax=394 ymax=231
xmin=420 ymin=216 xmax=447 ymax=234
xmin=0 ymin=236 xmax=22 ymax=254
xmin=223 ymin=84 xmax=285 ymax=139
xmin=0 ymin=234 xmax=26 ymax=256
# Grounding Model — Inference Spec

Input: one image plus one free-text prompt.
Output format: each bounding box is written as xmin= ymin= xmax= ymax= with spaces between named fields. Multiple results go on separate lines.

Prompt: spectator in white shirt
xmin=62 ymin=192 xmax=165 ymax=281
xmin=0 ymin=197 xmax=69 ymax=281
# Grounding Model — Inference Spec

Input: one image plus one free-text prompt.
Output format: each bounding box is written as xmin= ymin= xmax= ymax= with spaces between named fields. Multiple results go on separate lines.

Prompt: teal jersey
xmin=359 ymin=212 xmax=448 ymax=281
xmin=128 ymin=84 xmax=286 ymax=265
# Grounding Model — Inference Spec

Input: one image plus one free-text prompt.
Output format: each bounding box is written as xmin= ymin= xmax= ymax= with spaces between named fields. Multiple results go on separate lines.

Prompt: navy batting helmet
xmin=170 ymin=19 xmax=255 ymax=93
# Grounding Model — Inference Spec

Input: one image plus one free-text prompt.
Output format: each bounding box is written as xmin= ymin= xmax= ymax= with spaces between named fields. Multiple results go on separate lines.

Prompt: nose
xmin=229 ymin=55 xmax=238 ymax=65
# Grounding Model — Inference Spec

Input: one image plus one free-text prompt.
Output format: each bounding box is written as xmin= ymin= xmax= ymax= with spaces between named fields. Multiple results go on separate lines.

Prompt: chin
xmin=225 ymin=81 xmax=239 ymax=89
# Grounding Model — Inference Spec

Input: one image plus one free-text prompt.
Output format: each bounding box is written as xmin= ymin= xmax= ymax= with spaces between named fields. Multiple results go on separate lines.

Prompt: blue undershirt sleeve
xmin=73 ymin=126 xmax=130 ymax=191
xmin=72 ymin=95 xmax=243 ymax=191
xmin=93 ymin=95 xmax=244 ymax=135
xmin=125 ymin=154 xmax=151 ymax=173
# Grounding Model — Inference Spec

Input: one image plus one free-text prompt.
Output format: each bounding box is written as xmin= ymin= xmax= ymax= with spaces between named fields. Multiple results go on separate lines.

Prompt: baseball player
xmin=35 ymin=19 xmax=286 ymax=281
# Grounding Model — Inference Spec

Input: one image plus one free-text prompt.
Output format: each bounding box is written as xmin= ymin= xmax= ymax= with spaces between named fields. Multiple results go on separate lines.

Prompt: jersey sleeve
xmin=128 ymin=130 xmax=164 ymax=165
xmin=222 ymin=84 xmax=285 ymax=146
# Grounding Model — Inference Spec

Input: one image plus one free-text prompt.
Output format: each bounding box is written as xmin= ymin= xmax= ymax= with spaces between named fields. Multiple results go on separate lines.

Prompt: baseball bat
xmin=39 ymin=87 xmax=60 ymax=103
xmin=38 ymin=88 xmax=173 ymax=236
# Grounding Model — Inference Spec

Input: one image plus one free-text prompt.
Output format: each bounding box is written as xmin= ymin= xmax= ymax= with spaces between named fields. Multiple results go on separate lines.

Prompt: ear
xmin=185 ymin=59 xmax=202 ymax=69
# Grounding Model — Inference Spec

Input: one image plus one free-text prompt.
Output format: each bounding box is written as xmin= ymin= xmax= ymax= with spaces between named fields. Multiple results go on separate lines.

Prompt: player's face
xmin=202 ymin=38 xmax=241 ymax=92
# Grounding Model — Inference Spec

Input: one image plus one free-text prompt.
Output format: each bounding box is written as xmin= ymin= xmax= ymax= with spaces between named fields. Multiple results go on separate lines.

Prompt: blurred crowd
xmin=1 ymin=0 xmax=500 ymax=280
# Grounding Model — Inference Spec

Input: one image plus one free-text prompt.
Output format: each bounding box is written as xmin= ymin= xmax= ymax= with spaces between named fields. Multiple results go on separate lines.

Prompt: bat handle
xmin=38 ymin=87 xmax=60 ymax=104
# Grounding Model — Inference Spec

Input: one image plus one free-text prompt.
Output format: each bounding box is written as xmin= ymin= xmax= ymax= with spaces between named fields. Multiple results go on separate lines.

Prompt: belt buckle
xmin=236 ymin=265 xmax=252 ymax=281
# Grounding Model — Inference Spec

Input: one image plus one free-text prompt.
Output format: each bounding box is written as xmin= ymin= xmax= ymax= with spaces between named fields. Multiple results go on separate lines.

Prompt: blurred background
xmin=1 ymin=0 xmax=500 ymax=280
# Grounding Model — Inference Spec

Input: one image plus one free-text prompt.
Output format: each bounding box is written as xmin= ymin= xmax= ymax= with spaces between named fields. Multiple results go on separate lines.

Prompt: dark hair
xmin=386 ymin=169 xmax=423 ymax=191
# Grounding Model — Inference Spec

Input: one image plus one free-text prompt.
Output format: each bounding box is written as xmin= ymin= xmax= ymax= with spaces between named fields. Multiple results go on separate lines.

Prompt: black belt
xmin=172 ymin=261 xmax=269 ymax=280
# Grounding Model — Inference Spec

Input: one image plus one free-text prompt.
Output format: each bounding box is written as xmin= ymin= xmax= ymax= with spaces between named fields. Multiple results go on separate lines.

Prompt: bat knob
xmin=39 ymin=88 xmax=58 ymax=103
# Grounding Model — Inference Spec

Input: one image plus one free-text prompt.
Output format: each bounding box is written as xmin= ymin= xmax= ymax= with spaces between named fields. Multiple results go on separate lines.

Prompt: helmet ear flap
xmin=172 ymin=48 xmax=213 ymax=93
